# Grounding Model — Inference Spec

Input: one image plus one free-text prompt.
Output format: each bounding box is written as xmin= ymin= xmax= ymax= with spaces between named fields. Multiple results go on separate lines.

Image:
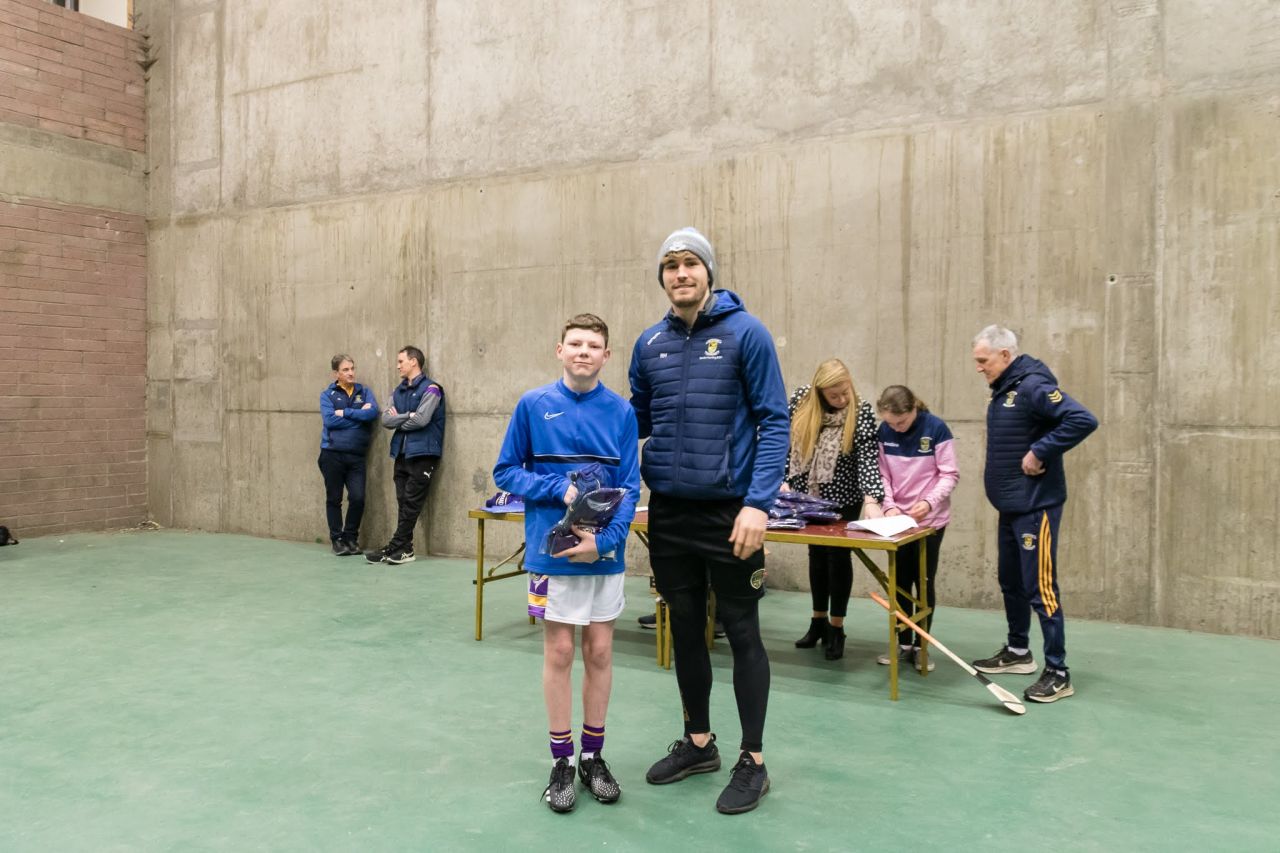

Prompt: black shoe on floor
xmin=1024 ymin=667 xmax=1074 ymax=703
xmin=331 ymin=539 xmax=347 ymax=556
xmin=543 ymin=757 xmax=577 ymax=813
xmin=824 ymin=626 xmax=846 ymax=660
xmin=645 ymin=734 xmax=721 ymax=784
xmin=713 ymin=620 xmax=726 ymax=639
xmin=577 ymin=752 xmax=621 ymax=803
xmin=794 ymin=617 xmax=829 ymax=648
xmin=385 ymin=548 xmax=415 ymax=565
xmin=971 ymin=645 xmax=1037 ymax=674
xmin=338 ymin=539 xmax=360 ymax=556
xmin=638 ymin=613 xmax=657 ymax=629
xmin=716 ymin=752 xmax=770 ymax=814
xmin=364 ymin=547 xmax=389 ymax=564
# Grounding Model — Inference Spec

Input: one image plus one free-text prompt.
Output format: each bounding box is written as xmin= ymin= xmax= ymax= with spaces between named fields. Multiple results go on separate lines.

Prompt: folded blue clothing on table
xmin=765 ymin=517 xmax=808 ymax=530
xmin=484 ymin=490 xmax=526 ymax=513
xmin=768 ymin=490 xmax=840 ymax=527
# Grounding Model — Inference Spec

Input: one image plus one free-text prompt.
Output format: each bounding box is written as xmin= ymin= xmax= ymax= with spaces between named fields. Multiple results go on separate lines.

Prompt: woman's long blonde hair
xmin=791 ymin=358 xmax=859 ymax=462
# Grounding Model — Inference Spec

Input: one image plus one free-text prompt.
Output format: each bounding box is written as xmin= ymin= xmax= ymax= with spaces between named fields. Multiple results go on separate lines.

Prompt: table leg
xmin=888 ymin=550 xmax=899 ymax=701
xmin=916 ymin=537 xmax=930 ymax=676
xmin=475 ymin=517 xmax=486 ymax=641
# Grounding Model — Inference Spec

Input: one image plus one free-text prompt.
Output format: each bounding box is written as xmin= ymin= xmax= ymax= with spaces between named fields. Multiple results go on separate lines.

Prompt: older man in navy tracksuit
xmin=969 ymin=325 xmax=1098 ymax=704
xmin=318 ymin=354 xmax=379 ymax=555
xmin=630 ymin=228 xmax=789 ymax=815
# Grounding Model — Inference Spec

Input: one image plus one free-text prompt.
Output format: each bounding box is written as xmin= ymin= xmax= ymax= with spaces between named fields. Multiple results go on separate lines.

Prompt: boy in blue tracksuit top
xmin=629 ymin=228 xmax=789 ymax=815
xmin=969 ymin=325 xmax=1098 ymax=704
xmin=318 ymin=354 xmax=379 ymax=555
xmin=493 ymin=313 xmax=640 ymax=814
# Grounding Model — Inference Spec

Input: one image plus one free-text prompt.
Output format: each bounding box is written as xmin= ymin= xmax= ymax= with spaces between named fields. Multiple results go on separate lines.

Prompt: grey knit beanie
xmin=656 ymin=227 xmax=716 ymax=287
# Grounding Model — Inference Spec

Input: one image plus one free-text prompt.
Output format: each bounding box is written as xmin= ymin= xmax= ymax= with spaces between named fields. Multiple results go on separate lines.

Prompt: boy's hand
xmin=551 ymin=526 xmax=599 ymax=563
xmin=563 ymin=483 xmax=579 ymax=506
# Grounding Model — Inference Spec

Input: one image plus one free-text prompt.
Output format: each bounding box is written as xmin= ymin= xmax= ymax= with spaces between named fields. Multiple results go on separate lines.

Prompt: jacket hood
xmin=992 ymin=353 xmax=1057 ymax=393
xmin=666 ymin=288 xmax=746 ymax=330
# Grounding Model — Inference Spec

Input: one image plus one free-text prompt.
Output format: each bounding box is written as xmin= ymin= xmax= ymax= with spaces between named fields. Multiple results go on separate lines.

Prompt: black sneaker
xmin=971 ymin=645 xmax=1037 ymax=674
xmin=1024 ymin=667 xmax=1074 ymax=703
xmin=339 ymin=539 xmax=360 ymax=556
xmin=715 ymin=752 xmax=770 ymax=814
xmin=364 ymin=547 xmax=389 ymax=564
xmin=331 ymin=539 xmax=347 ymax=556
xmin=543 ymin=757 xmax=576 ymax=813
xmin=577 ymin=753 xmax=620 ymax=804
xmin=638 ymin=613 xmax=657 ymax=629
xmin=386 ymin=548 xmax=415 ymax=565
xmin=645 ymin=734 xmax=721 ymax=784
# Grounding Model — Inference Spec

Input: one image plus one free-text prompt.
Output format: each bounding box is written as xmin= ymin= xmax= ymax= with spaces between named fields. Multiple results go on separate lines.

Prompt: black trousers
xmin=317 ymin=449 xmax=367 ymax=543
xmin=894 ymin=526 xmax=946 ymax=647
xmin=808 ymin=505 xmax=858 ymax=617
xmin=387 ymin=454 xmax=438 ymax=552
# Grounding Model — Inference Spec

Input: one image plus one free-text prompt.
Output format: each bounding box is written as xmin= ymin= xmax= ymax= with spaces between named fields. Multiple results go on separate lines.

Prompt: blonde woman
xmin=784 ymin=359 xmax=884 ymax=660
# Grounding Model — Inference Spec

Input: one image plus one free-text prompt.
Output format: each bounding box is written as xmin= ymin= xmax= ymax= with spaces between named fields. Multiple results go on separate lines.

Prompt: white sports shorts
xmin=541 ymin=573 xmax=625 ymax=626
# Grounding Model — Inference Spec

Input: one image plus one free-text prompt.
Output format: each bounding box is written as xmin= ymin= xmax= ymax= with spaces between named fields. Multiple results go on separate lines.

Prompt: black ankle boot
xmin=825 ymin=627 xmax=846 ymax=660
xmin=795 ymin=617 xmax=829 ymax=649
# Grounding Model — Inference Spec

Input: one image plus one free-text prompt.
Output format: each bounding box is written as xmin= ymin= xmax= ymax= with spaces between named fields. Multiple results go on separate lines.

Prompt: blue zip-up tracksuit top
xmin=493 ymin=380 xmax=640 ymax=576
xmin=319 ymin=382 xmax=379 ymax=452
xmin=984 ymin=354 xmax=1098 ymax=513
xmin=629 ymin=289 xmax=789 ymax=512
xmin=389 ymin=373 xmax=446 ymax=458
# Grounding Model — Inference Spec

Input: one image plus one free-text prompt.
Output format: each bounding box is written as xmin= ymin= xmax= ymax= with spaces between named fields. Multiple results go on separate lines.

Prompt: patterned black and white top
xmin=784 ymin=385 xmax=885 ymax=511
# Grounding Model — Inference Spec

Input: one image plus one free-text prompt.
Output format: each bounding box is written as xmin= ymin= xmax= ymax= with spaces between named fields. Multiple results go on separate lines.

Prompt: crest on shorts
xmin=1047 ymin=389 xmax=1064 ymax=404
xmin=749 ymin=568 xmax=766 ymax=589
xmin=1021 ymin=533 xmax=1037 ymax=551
xmin=1003 ymin=391 xmax=1018 ymax=408
xmin=918 ymin=436 xmax=932 ymax=453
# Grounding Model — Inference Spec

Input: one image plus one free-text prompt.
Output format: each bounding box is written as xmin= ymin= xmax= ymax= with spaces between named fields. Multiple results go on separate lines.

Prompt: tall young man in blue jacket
xmin=969 ymin=325 xmax=1098 ymax=703
xmin=365 ymin=345 xmax=445 ymax=565
xmin=318 ymin=354 xmax=379 ymax=555
xmin=493 ymin=313 xmax=640 ymax=814
xmin=630 ymin=228 xmax=789 ymax=815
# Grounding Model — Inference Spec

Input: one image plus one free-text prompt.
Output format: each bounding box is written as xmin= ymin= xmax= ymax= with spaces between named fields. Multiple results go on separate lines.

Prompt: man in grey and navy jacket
xmin=364 ymin=345 xmax=445 ymax=565
xmin=629 ymin=227 xmax=788 ymax=815
xmin=318 ymin=354 xmax=379 ymax=555
xmin=969 ymin=325 xmax=1098 ymax=704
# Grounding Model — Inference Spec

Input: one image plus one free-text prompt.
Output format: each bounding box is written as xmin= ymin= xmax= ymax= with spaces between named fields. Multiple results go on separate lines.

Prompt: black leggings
xmin=894 ymin=526 xmax=946 ymax=646
xmin=808 ymin=546 xmax=853 ymax=617
xmin=666 ymin=585 xmax=770 ymax=753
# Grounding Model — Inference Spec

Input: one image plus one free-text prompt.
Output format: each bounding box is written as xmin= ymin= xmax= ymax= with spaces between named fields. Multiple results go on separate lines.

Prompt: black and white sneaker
xmin=645 ymin=734 xmax=721 ymax=784
xmin=339 ymin=539 xmax=360 ymax=556
xmin=715 ymin=752 xmax=770 ymax=815
xmin=543 ymin=757 xmax=576 ymax=813
xmin=971 ymin=645 xmax=1037 ymax=674
xmin=364 ymin=547 xmax=389 ymax=564
xmin=1024 ymin=668 xmax=1074 ymax=703
xmin=385 ymin=548 xmax=415 ymax=565
xmin=331 ymin=539 xmax=347 ymax=556
xmin=638 ymin=613 xmax=657 ymax=629
xmin=577 ymin=753 xmax=620 ymax=803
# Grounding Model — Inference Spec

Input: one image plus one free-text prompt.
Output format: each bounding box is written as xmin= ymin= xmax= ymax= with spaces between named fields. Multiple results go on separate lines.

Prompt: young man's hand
xmin=729 ymin=506 xmax=768 ymax=560
xmin=551 ymin=526 xmax=599 ymax=563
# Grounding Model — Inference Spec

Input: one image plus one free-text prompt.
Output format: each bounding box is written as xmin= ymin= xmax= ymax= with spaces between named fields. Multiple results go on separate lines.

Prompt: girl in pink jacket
xmin=875 ymin=385 xmax=959 ymax=672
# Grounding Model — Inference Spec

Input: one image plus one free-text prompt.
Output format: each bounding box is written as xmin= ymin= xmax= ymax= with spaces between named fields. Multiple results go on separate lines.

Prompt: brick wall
xmin=0 ymin=0 xmax=146 ymax=537
xmin=0 ymin=0 xmax=145 ymax=152
xmin=0 ymin=198 xmax=147 ymax=535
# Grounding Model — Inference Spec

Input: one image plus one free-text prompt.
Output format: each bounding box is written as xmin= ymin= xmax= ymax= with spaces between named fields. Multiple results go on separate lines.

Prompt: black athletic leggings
xmin=665 ymin=584 xmax=770 ymax=753
xmin=894 ymin=526 xmax=946 ymax=646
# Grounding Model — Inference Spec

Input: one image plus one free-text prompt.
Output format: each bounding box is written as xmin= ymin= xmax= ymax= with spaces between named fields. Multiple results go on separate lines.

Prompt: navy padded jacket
xmin=628 ymin=289 xmax=789 ymax=512
xmin=984 ymin=354 xmax=1098 ymax=513
xmin=389 ymin=373 xmax=446 ymax=459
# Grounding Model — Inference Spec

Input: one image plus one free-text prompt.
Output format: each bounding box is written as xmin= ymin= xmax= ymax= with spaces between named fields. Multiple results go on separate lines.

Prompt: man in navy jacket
xmin=970 ymin=325 xmax=1098 ymax=704
xmin=629 ymin=227 xmax=788 ymax=815
xmin=364 ymin=345 xmax=445 ymax=565
xmin=318 ymin=354 xmax=379 ymax=555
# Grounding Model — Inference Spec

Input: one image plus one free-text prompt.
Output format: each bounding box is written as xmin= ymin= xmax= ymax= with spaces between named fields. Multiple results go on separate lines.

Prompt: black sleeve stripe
xmin=533 ymin=454 xmax=621 ymax=465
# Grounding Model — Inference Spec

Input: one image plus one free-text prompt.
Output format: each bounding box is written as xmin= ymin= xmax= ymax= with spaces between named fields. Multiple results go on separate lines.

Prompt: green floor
xmin=1 ymin=531 xmax=1277 ymax=851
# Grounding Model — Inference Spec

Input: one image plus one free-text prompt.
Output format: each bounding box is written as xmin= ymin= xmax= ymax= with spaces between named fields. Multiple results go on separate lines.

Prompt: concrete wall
xmin=140 ymin=0 xmax=1280 ymax=638
xmin=1 ymin=0 xmax=148 ymax=537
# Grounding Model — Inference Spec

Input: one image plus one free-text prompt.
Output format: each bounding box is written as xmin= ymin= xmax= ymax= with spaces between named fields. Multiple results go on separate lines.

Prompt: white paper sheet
xmin=845 ymin=515 xmax=918 ymax=538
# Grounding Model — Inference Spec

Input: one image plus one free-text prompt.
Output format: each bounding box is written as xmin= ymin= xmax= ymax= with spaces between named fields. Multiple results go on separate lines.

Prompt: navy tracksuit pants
xmin=998 ymin=504 xmax=1067 ymax=673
